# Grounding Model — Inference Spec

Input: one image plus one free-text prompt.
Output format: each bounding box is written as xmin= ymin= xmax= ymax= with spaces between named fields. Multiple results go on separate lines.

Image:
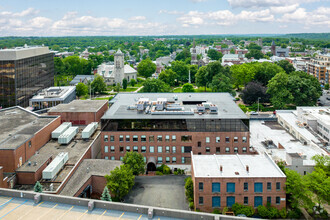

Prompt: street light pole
xmin=257 ymin=97 xmax=261 ymax=113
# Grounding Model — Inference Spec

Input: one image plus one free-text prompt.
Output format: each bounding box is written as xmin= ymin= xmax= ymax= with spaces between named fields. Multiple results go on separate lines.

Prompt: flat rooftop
xmin=192 ymin=153 xmax=285 ymax=178
xmin=60 ymin=159 xmax=122 ymax=196
xmin=0 ymin=46 xmax=51 ymax=61
xmin=30 ymin=86 xmax=76 ymax=101
xmin=0 ymin=107 xmax=58 ymax=150
xmin=48 ymin=100 xmax=107 ymax=113
xmin=103 ymin=93 xmax=248 ymax=120
xmin=250 ymin=121 xmax=328 ymax=166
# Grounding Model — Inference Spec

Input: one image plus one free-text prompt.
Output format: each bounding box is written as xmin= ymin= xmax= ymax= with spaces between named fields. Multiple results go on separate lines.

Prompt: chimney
xmin=246 ymin=165 xmax=249 ymax=172
xmin=220 ymin=165 xmax=223 ymax=172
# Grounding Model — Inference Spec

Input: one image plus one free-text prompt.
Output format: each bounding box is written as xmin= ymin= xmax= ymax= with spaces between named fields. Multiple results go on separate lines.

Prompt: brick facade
xmin=74 ymin=175 xmax=107 ymax=199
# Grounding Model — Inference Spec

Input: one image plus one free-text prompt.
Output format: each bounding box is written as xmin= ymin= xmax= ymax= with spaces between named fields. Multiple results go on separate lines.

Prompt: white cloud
xmin=177 ymin=11 xmax=205 ymax=27
xmin=128 ymin=16 xmax=146 ymax=21
xmin=227 ymin=0 xmax=320 ymax=8
xmin=270 ymin=4 xmax=299 ymax=14
xmin=159 ymin=10 xmax=184 ymax=15
xmin=190 ymin=0 xmax=207 ymax=2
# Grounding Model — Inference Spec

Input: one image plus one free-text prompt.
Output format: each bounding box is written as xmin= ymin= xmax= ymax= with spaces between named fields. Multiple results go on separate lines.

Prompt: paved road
xmin=124 ymin=175 xmax=189 ymax=211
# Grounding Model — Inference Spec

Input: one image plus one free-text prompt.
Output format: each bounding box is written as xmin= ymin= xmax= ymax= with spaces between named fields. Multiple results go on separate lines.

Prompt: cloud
xmin=177 ymin=11 xmax=205 ymax=27
xmin=270 ymin=4 xmax=299 ymax=14
xmin=128 ymin=16 xmax=146 ymax=21
xmin=159 ymin=10 xmax=184 ymax=15
xmin=227 ymin=0 xmax=320 ymax=8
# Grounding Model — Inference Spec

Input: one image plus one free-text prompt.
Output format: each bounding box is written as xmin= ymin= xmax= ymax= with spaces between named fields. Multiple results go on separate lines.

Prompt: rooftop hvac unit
xmin=210 ymin=104 xmax=218 ymax=114
xmin=51 ymin=122 xmax=72 ymax=139
xmin=197 ymin=104 xmax=205 ymax=112
xmin=202 ymin=102 xmax=212 ymax=109
xmin=42 ymin=152 xmax=69 ymax=180
xmin=82 ymin=122 xmax=98 ymax=139
xmin=58 ymin=127 xmax=78 ymax=144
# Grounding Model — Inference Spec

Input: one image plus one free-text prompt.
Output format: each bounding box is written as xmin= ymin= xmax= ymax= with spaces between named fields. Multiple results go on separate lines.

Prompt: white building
xmin=97 ymin=50 xmax=137 ymax=85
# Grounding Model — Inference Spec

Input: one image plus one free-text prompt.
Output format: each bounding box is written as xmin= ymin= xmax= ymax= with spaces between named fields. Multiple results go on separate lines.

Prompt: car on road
xmin=250 ymin=111 xmax=258 ymax=115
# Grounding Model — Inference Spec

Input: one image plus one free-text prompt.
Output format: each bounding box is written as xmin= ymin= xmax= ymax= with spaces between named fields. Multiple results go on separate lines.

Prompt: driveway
xmin=123 ymin=175 xmax=189 ymax=211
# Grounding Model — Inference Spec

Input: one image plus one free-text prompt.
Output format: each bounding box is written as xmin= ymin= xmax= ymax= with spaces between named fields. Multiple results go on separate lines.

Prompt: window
xmin=212 ymin=183 xmax=220 ymax=193
xmin=216 ymin=147 xmax=220 ymax=153
xmin=149 ymin=135 xmax=154 ymax=142
xmin=227 ymin=196 xmax=235 ymax=208
xmin=104 ymin=135 xmax=108 ymax=142
xmin=199 ymin=182 xmax=204 ymax=191
xmin=276 ymin=182 xmax=281 ymax=191
xmin=143 ymin=157 xmax=146 ymax=162
xmin=267 ymin=196 xmax=271 ymax=205
xmin=181 ymin=135 xmax=192 ymax=142
xmin=172 ymin=157 xmax=176 ymax=163
xmin=234 ymin=147 xmax=238 ymax=153
xmin=225 ymin=137 xmax=230 ymax=143
xmin=28 ymin=141 xmax=31 ymax=148
xmin=133 ymin=135 xmax=138 ymax=142
xmin=104 ymin=146 xmax=109 ymax=153
xmin=267 ymin=182 xmax=272 ymax=191
xmin=110 ymin=156 xmax=115 ymax=160
xmin=120 ymin=156 xmax=123 ymax=161
xmin=254 ymin=196 xmax=263 ymax=207
xmin=182 ymin=146 xmax=192 ymax=153
xmin=181 ymin=146 xmax=184 ymax=153
xmin=212 ymin=196 xmax=220 ymax=208
xmin=242 ymin=136 xmax=247 ymax=143
xmin=120 ymin=146 xmax=124 ymax=152
xmin=165 ymin=135 xmax=170 ymax=142
xmin=244 ymin=182 xmax=248 ymax=191
xmin=158 ymin=146 xmax=162 ymax=153
xmin=206 ymin=137 xmax=210 ymax=143
xmin=242 ymin=147 xmax=247 ymax=153
xmin=244 ymin=197 xmax=248 ymax=205
xmin=172 ymin=146 xmax=176 ymax=153
xmin=199 ymin=197 xmax=204 ymax=205
xmin=181 ymin=157 xmax=185 ymax=164
xmin=133 ymin=146 xmax=138 ymax=152
xmin=157 ymin=157 xmax=162 ymax=163
xmin=206 ymin=147 xmax=210 ymax=153
xmin=227 ymin=183 xmax=235 ymax=193
xmin=276 ymin=197 xmax=280 ymax=204
xmin=254 ymin=182 xmax=263 ymax=193
xmin=198 ymin=141 xmax=201 ymax=147
xmin=141 ymin=146 xmax=146 ymax=153
xmin=110 ymin=136 xmax=114 ymax=142
xmin=216 ymin=137 xmax=220 ymax=143
xmin=105 ymin=156 xmax=109 ymax=160
xmin=165 ymin=146 xmax=170 ymax=153
xmin=234 ymin=137 xmax=238 ymax=143
xmin=110 ymin=146 xmax=115 ymax=152
xmin=172 ymin=135 xmax=176 ymax=142
xmin=141 ymin=135 xmax=146 ymax=142
xmin=126 ymin=135 xmax=130 ymax=142
xmin=150 ymin=146 xmax=154 ymax=153
xmin=157 ymin=135 xmax=162 ymax=142
xmin=225 ymin=147 xmax=230 ymax=153
xmin=166 ymin=157 xmax=170 ymax=163
xmin=119 ymin=135 xmax=124 ymax=142
xmin=126 ymin=146 xmax=130 ymax=152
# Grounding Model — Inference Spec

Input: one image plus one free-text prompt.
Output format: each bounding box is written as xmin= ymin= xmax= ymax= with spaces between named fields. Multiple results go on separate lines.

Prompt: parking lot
xmin=124 ymin=175 xmax=189 ymax=211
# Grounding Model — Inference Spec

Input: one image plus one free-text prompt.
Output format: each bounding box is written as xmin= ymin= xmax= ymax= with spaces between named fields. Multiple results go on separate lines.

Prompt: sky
xmin=0 ymin=0 xmax=329 ymax=36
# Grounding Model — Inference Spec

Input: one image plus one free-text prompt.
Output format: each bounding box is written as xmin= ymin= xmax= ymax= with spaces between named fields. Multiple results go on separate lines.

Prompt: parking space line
xmin=17 ymin=202 xmax=43 ymax=220
xmin=37 ymin=204 xmax=58 ymax=220
xmin=0 ymin=198 xmax=13 ymax=208
xmin=98 ymin=210 xmax=107 ymax=219
xmin=58 ymin=205 xmax=74 ymax=219
xmin=118 ymin=212 xmax=124 ymax=219
xmin=137 ymin=215 xmax=142 ymax=220
xmin=78 ymin=209 xmax=88 ymax=220
xmin=0 ymin=199 xmax=28 ymax=219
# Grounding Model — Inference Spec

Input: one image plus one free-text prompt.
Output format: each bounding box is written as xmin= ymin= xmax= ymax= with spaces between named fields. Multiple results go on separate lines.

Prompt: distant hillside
xmin=282 ymin=33 xmax=330 ymax=40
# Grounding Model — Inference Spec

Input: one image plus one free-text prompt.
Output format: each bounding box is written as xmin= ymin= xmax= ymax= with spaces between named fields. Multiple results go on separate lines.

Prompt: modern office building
xmin=29 ymin=86 xmax=76 ymax=110
xmin=101 ymin=93 xmax=252 ymax=172
xmin=0 ymin=46 xmax=54 ymax=108
xmin=191 ymin=153 xmax=286 ymax=212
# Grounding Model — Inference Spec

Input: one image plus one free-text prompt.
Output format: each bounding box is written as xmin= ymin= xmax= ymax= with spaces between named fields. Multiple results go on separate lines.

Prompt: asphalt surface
xmin=318 ymin=90 xmax=330 ymax=106
xmin=123 ymin=175 xmax=189 ymax=211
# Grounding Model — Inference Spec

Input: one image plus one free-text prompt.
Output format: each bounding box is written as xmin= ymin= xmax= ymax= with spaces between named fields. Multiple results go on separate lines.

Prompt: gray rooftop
xmin=0 ymin=46 xmax=52 ymax=61
xmin=60 ymin=159 xmax=122 ymax=196
xmin=30 ymin=86 xmax=76 ymax=101
xmin=0 ymin=106 xmax=59 ymax=150
xmin=69 ymin=75 xmax=95 ymax=85
xmin=48 ymin=100 xmax=107 ymax=113
xmin=103 ymin=93 xmax=248 ymax=120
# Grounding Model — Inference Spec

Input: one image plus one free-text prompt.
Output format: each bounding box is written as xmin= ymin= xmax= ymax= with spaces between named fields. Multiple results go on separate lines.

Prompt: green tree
xmin=267 ymin=72 xmax=293 ymax=109
xmin=158 ymin=69 xmax=178 ymax=87
xmin=171 ymin=61 xmax=189 ymax=83
xmin=230 ymin=63 xmax=256 ymax=89
xmin=105 ymin=165 xmax=135 ymax=201
xmin=122 ymin=78 xmax=128 ymax=90
xmin=210 ymin=73 xmax=235 ymax=96
xmin=182 ymin=83 xmax=195 ymax=92
xmin=253 ymin=62 xmax=284 ymax=86
xmin=185 ymin=177 xmax=194 ymax=202
xmin=122 ymin=152 xmax=145 ymax=175
xmin=91 ymin=74 xmax=106 ymax=93
xmin=130 ymin=78 xmax=136 ymax=87
xmin=245 ymin=49 xmax=264 ymax=60
xmin=54 ymin=57 xmax=65 ymax=75
xmin=195 ymin=66 xmax=208 ymax=91
xmin=175 ymin=48 xmax=191 ymax=61
xmin=189 ymin=64 xmax=198 ymax=83
xmin=206 ymin=61 xmax=223 ymax=80
xmin=76 ymin=82 xmax=88 ymax=97
xmin=247 ymin=43 xmax=262 ymax=51
xmin=324 ymin=83 xmax=329 ymax=90
xmin=115 ymin=83 xmax=121 ymax=92
xmin=34 ymin=181 xmax=43 ymax=193
xmin=276 ymin=60 xmax=295 ymax=74
xmin=101 ymin=186 xmax=112 ymax=201
xmin=207 ymin=49 xmax=222 ymax=60
xmin=137 ymin=58 xmax=156 ymax=78
xmin=241 ymin=82 xmax=269 ymax=105
xmin=141 ymin=78 xmax=170 ymax=92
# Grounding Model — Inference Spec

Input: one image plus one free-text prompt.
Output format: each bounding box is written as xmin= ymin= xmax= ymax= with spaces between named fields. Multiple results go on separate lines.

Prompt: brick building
xmin=0 ymin=106 xmax=60 ymax=173
xmin=48 ymin=100 xmax=108 ymax=125
xmin=191 ymin=153 xmax=286 ymax=212
xmin=101 ymin=93 xmax=252 ymax=172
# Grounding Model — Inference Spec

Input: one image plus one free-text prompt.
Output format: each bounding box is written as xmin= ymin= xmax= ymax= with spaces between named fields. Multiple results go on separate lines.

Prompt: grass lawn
xmin=120 ymin=87 xmax=139 ymax=92
xmin=195 ymin=87 xmax=212 ymax=92
xmin=92 ymin=97 xmax=111 ymax=100
xmin=173 ymin=87 xmax=182 ymax=93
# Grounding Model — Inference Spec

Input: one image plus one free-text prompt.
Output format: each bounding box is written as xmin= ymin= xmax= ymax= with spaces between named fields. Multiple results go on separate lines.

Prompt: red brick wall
xmin=0 ymin=150 xmax=16 ymax=173
xmin=101 ymin=131 xmax=251 ymax=163
xmin=193 ymin=176 xmax=286 ymax=212
xmin=73 ymin=175 xmax=106 ymax=198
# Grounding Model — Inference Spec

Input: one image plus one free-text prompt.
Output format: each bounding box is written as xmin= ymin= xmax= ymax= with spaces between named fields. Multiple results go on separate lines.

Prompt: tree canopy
xmin=122 ymin=152 xmax=145 ymax=175
xmin=207 ymin=49 xmax=223 ymax=60
xmin=242 ymin=81 xmax=269 ymax=105
xmin=91 ymin=74 xmax=106 ymax=94
xmin=182 ymin=83 xmax=195 ymax=92
xmin=158 ymin=69 xmax=178 ymax=86
xmin=76 ymin=82 xmax=88 ymax=97
xmin=137 ymin=58 xmax=156 ymax=78
xmin=276 ymin=60 xmax=295 ymax=74
xmin=141 ymin=78 xmax=170 ymax=92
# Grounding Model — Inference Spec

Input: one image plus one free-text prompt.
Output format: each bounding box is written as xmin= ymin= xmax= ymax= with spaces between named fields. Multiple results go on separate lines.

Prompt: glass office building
xmin=0 ymin=47 xmax=54 ymax=108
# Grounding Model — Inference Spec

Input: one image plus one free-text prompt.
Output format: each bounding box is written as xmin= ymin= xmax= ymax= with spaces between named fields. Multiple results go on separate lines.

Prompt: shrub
xmin=232 ymin=203 xmax=255 ymax=217
xmin=222 ymin=207 xmax=228 ymax=215
xmin=185 ymin=177 xmax=194 ymax=202
xmin=189 ymin=202 xmax=194 ymax=209
xmin=279 ymin=208 xmax=287 ymax=219
xmin=212 ymin=208 xmax=221 ymax=214
xmin=155 ymin=171 xmax=163 ymax=175
xmin=268 ymin=207 xmax=279 ymax=219
xmin=238 ymin=104 xmax=248 ymax=113
xmin=287 ymin=208 xmax=302 ymax=219
xmin=257 ymin=205 xmax=269 ymax=218
xmin=163 ymin=166 xmax=171 ymax=174
xmin=174 ymin=171 xmax=178 ymax=175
